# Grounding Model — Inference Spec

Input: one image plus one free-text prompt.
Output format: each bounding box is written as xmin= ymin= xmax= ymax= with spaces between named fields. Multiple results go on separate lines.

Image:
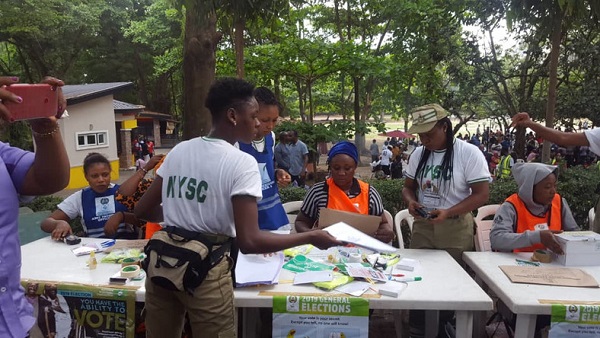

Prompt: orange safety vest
xmin=325 ymin=177 xmax=370 ymax=214
xmin=505 ymin=193 xmax=562 ymax=252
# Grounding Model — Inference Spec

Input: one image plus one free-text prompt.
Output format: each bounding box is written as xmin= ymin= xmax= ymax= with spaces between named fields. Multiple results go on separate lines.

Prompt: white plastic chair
xmin=282 ymin=201 xmax=303 ymax=225
xmin=474 ymin=204 xmax=500 ymax=252
xmin=394 ymin=209 xmax=414 ymax=249
xmin=588 ymin=207 xmax=595 ymax=230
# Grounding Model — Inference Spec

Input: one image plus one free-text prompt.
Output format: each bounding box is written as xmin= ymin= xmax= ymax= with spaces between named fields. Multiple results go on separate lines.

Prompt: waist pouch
xmin=142 ymin=226 xmax=231 ymax=294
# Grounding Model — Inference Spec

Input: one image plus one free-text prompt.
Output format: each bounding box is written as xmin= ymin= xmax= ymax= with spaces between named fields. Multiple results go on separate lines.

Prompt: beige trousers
xmin=144 ymin=257 xmax=236 ymax=338
xmin=410 ymin=213 xmax=475 ymax=265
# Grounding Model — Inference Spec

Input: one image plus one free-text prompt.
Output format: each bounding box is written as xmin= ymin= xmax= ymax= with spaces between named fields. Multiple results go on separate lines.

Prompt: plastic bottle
xmin=88 ymin=251 xmax=97 ymax=270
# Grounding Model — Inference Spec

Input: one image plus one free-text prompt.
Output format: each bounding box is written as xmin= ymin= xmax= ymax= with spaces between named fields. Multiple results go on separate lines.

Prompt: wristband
xmin=140 ymin=168 xmax=148 ymax=175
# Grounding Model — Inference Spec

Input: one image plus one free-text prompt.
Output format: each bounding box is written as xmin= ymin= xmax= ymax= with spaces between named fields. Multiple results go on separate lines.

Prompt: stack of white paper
xmin=323 ymin=222 xmax=399 ymax=253
xmin=235 ymin=251 xmax=284 ymax=287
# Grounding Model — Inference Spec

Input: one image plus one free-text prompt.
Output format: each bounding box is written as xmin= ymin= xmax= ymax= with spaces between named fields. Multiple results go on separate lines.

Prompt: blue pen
xmin=392 ymin=276 xmax=422 ymax=282
xmin=515 ymin=258 xmax=540 ymax=267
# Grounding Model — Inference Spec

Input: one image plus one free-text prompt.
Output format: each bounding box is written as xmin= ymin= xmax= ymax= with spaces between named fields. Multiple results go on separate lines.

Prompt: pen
xmin=392 ymin=276 xmax=422 ymax=282
xmin=515 ymin=259 xmax=540 ymax=267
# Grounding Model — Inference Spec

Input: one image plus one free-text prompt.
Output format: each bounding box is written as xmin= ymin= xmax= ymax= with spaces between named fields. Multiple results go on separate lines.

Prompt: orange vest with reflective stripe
xmin=505 ymin=193 xmax=562 ymax=252
xmin=326 ymin=177 xmax=370 ymax=214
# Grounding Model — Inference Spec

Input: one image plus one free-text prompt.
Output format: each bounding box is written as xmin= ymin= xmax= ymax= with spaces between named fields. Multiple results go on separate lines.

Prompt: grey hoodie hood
xmin=512 ymin=162 xmax=558 ymax=215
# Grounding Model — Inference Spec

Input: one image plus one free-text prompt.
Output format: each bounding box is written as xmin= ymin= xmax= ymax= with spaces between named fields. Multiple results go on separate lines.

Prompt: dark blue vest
xmin=81 ymin=185 xmax=129 ymax=238
xmin=239 ymin=134 xmax=289 ymax=230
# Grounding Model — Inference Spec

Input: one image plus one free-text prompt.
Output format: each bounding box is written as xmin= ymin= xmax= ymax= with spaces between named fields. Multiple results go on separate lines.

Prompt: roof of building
xmin=63 ymin=82 xmax=133 ymax=105
xmin=138 ymin=110 xmax=178 ymax=122
xmin=114 ymin=99 xmax=144 ymax=111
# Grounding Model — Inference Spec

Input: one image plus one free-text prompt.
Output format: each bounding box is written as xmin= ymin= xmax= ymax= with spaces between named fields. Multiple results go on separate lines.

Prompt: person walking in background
xmin=287 ymin=130 xmax=309 ymax=188
xmin=369 ymin=139 xmax=379 ymax=163
xmin=496 ymin=148 xmax=514 ymax=180
xmin=0 ymin=76 xmax=70 ymax=338
xmin=274 ymin=131 xmax=291 ymax=172
xmin=380 ymin=145 xmax=393 ymax=177
xmin=147 ymin=139 xmax=155 ymax=158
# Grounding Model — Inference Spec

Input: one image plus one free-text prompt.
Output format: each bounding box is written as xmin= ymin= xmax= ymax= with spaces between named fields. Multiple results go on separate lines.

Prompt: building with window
xmin=60 ymin=82 xmax=178 ymax=189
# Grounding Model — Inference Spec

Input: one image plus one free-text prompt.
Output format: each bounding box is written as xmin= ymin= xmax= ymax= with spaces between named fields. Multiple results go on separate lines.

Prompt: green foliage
xmin=24 ymin=195 xmax=63 ymax=212
xmin=21 ymin=195 xmax=84 ymax=234
xmin=489 ymin=166 xmax=600 ymax=229
xmin=279 ymin=186 xmax=308 ymax=204
xmin=0 ymin=121 xmax=33 ymax=150
xmin=364 ymin=178 xmax=406 ymax=216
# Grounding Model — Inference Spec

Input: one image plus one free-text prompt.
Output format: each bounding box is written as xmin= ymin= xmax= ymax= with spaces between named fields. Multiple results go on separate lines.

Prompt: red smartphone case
xmin=3 ymin=84 xmax=59 ymax=121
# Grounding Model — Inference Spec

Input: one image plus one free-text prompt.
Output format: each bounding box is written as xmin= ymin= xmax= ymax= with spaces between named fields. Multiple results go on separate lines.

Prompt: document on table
xmin=499 ymin=265 xmax=599 ymax=288
xmin=323 ymin=222 xmax=399 ymax=253
xmin=235 ymin=251 xmax=284 ymax=287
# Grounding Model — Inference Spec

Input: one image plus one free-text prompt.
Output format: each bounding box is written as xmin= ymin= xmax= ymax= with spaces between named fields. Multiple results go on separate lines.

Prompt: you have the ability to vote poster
xmin=23 ymin=281 xmax=136 ymax=338
xmin=272 ymin=295 xmax=369 ymax=338
xmin=550 ymin=304 xmax=600 ymax=338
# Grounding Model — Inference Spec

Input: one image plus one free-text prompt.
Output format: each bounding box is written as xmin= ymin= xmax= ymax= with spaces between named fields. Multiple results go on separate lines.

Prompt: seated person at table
xmin=295 ymin=141 xmax=394 ymax=243
xmin=490 ymin=162 xmax=579 ymax=253
xmin=41 ymin=153 xmax=140 ymax=239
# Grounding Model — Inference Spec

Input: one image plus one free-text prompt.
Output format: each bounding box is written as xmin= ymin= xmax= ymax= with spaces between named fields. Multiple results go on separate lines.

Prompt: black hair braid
xmin=415 ymin=117 xmax=454 ymax=183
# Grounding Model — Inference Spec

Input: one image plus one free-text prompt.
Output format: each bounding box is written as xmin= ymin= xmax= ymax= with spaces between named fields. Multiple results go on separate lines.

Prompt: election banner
xmin=273 ymin=295 xmax=369 ymax=338
xmin=23 ymin=281 xmax=136 ymax=338
xmin=550 ymin=304 xmax=600 ymax=338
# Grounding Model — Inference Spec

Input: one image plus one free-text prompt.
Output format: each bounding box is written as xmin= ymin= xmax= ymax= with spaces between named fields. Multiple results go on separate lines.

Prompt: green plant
xmin=364 ymin=178 xmax=406 ymax=216
xmin=23 ymin=195 xmax=63 ymax=212
xmin=21 ymin=195 xmax=84 ymax=234
xmin=279 ymin=186 xmax=308 ymax=203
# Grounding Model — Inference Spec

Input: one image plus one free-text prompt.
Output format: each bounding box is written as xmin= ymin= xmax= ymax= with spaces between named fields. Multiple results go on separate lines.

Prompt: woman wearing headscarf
xmin=295 ymin=141 xmax=394 ymax=243
xmin=490 ymin=162 xmax=578 ymax=253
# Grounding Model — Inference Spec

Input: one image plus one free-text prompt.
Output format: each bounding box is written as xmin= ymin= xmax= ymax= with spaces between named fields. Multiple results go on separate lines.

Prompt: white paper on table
xmin=235 ymin=251 xmax=284 ymax=287
xmin=336 ymin=281 xmax=372 ymax=296
xmin=293 ymin=271 xmax=334 ymax=284
xmin=71 ymin=243 xmax=101 ymax=256
xmin=323 ymin=222 xmax=399 ymax=253
xmin=345 ymin=265 xmax=388 ymax=282
xmin=395 ymin=258 xmax=420 ymax=272
xmin=376 ymin=281 xmax=408 ymax=298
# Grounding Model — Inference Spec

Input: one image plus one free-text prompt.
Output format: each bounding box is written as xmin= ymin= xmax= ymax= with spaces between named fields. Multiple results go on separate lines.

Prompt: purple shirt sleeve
xmin=0 ymin=141 xmax=36 ymax=337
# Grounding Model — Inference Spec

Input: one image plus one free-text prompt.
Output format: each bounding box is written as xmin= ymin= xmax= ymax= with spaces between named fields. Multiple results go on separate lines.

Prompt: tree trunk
xmin=182 ymin=3 xmax=220 ymax=140
xmin=307 ymin=80 xmax=313 ymax=123
xmin=233 ymin=17 xmax=245 ymax=79
xmin=353 ymin=76 xmax=362 ymax=164
xmin=542 ymin=10 xmax=564 ymax=163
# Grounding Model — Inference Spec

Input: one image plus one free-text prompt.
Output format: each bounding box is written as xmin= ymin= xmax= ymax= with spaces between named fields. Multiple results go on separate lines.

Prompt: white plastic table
xmin=463 ymin=251 xmax=600 ymax=338
xmin=234 ymin=248 xmax=493 ymax=338
xmin=21 ymin=238 xmax=493 ymax=338
xmin=21 ymin=237 xmax=146 ymax=301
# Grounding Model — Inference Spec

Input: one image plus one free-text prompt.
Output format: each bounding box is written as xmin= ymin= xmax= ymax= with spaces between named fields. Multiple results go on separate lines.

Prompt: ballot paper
xmin=323 ymin=222 xmax=399 ymax=253
xmin=235 ymin=251 xmax=284 ymax=287
xmin=293 ymin=271 xmax=334 ymax=285
xmin=335 ymin=281 xmax=372 ymax=297
xmin=71 ymin=243 xmax=102 ymax=256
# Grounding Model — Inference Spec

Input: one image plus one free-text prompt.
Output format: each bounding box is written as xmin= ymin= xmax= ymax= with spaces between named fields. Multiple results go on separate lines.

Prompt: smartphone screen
xmin=3 ymin=84 xmax=59 ymax=121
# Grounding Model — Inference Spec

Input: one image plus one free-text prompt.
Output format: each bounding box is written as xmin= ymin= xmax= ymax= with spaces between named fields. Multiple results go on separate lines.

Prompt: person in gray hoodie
xmin=490 ymin=162 xmax=579 ymax=253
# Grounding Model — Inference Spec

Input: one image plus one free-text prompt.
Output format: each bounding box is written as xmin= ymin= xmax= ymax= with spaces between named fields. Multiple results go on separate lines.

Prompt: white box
xmin=553 ymin=231 xmax=600 ymax=266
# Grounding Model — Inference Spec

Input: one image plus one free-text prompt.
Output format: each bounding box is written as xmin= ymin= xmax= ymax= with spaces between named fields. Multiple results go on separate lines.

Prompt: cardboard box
xmin=553 ymin=231 xmax=600 ymax=266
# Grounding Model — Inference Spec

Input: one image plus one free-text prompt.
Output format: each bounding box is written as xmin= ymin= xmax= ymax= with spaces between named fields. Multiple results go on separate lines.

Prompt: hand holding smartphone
xmin=3 ymin=84 xmax=59 ymax=121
